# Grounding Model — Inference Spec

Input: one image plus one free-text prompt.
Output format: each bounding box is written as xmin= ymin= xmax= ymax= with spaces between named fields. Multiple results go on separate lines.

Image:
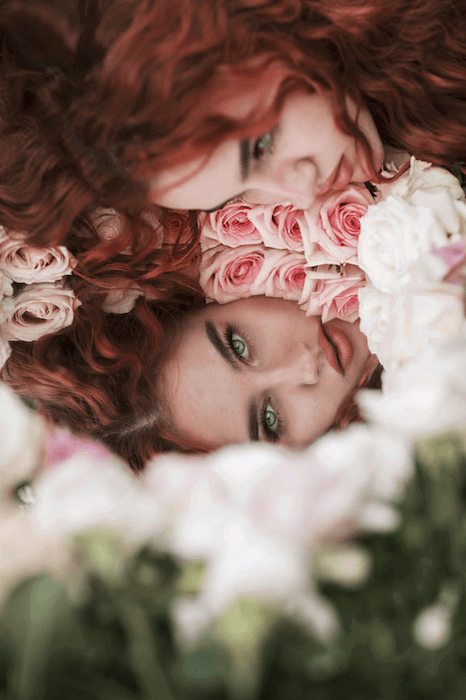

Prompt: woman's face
xmin=151 ymin=88 xmax=384 ymax=211
xmin=162 ymin=297 xmax=371 ymax=450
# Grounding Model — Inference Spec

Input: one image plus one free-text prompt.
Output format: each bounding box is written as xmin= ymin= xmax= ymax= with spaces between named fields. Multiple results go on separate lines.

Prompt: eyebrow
xmin=248 ymin=397 xmax=259 ymax=442
xmin=240 ymin=139 xmax=251 ymax=181
xmin=203 ymin=139 xmax=250 ymax=213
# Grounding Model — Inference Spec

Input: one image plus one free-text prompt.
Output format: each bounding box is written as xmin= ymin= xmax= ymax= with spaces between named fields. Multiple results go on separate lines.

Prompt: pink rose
xmin=247 ymin=203 xmax=306 ymax=251
xmin=199 ymin=244 xmax=266 ymax=302
xmin=264 ymin=251 xmax=309 ymax=301
xmin=301 ymin=265 xmax=366 ymax=322
xmin=303 ymin=186 xmax=373 ymax=264
xmin=0 ymin=233 xmax=77 ymax=284
xmin=5 ymin=282 xmax=81 ymax=341
xmin=201 ymin=202 xmax=262 ymax=248
xmin=272 ymin=204 xmax=306 ymax=250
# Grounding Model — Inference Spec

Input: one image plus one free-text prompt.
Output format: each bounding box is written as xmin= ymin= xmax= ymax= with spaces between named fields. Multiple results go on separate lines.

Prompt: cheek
xmin=292 ymin=386 xmax=347 ymax=445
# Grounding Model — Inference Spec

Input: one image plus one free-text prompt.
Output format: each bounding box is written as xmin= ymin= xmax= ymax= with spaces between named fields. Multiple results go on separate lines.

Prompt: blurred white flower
xmin=35 ymin=440 xmax=163 ymax=547
xmin=0 ymin=383 xmax=46 ymax=503
xmin=413 ymin=603 xmax=452 ymax=651
xmin=285 ymin=591 xmax=341 ymax=645
xmin=359 ymin=332 xmax=466 ymax=439
xmin=315 ymin=543 xmax=372 ymax=588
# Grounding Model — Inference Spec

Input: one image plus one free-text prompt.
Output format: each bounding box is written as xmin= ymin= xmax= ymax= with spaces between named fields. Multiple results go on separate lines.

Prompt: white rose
xmin=5 ymin=282 xmax=81 ymax=342
xmin=358 ymin=195 xmax=451 ymax=292
xmin=391 ymin=157 xmax=465 ymax=205
xmin=0 ymin=233 xmax=77 ymax=283
xmin=358 ymin=285 xmax=392 ymax=361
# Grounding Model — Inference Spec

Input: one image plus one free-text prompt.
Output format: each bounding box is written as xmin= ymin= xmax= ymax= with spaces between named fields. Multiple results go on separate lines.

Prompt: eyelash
xmin=224 ymin=324 xmax=284 ymax=442
xmin=252 ymin=129 xmax=275 ymax=161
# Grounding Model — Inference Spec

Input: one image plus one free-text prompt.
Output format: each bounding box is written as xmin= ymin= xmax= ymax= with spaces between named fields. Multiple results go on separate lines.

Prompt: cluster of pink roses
xmin=199 ymin=186 xmax=372 ymax=322
xmin=0 ymin=230 xmax=80 ymax=369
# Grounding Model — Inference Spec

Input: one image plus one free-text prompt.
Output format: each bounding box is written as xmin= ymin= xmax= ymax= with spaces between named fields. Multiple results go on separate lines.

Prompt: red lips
xmin=318 ymin=323 xmax=343 ymax=375
xmin=321 ymin=154 xmax=354 ymax=194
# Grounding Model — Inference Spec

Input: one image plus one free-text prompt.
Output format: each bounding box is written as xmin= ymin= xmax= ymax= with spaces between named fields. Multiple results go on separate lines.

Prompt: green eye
xmin=253 ymin=132 xmax=273 ymax=159
xmin=263 ymin=403 xmax=278 ymax=433
xmin=231 ymin=333 xmax=249 ymax=359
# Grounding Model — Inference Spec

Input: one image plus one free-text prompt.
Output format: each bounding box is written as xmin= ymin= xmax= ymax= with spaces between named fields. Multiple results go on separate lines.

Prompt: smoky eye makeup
xmin=224 ymin=324 xmax=254 ymax=362
xmin=261 ymin=397 xmax=284 ymax=443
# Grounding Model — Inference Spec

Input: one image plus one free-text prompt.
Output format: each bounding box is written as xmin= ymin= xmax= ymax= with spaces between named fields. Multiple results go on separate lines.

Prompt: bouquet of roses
xmin=199 ymin=186 xmax=373 ymax=323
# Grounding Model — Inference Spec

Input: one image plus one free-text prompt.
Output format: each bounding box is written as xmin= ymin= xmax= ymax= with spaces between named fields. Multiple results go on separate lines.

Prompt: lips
xmin=323 ymin=322 xmax=354 ymax=373
xmin=321 ymin=154 xmax=354 ymax=194
xmin=318 ymin=323 xmax=343 ymax=376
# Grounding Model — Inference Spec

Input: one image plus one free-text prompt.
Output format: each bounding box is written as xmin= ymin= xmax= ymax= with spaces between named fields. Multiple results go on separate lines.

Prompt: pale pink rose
xmin=199 ymin=244 xmax=266 ymax=302
xmin=264 ymin=252 xmax=308 ymax=301
xmin=0 ymin=233 xmax=77 ymax=284
xmin=89 ymin=207 xmax=125 ymax=241
xmin=5 ymin=282 xmax=81 ymax=341
xmin=202 ymin=202 xmax=262 ymax=248
xmin=303 ymin=186 xmax=373 ymax=264
xmin=301 ymin=265 xmax=366 ymax=322
xmin=247 ymin=203 xmax=306 ymax=250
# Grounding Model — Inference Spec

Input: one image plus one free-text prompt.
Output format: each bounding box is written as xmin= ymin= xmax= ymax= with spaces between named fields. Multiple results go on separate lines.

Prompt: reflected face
xmin=151 ymin=89 xmax=384 ymax=211
xmin=162 ymin=297 xmax=371 ymax=449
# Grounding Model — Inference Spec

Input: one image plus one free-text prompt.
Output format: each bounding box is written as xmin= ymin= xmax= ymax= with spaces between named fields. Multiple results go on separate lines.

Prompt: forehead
xmin=151 ymin=138 xmax=242 ymax=210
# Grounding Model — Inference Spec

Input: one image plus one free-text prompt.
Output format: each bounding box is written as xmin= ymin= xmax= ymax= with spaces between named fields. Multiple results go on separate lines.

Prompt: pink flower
xmin=0 ymin=233 xmax=77 ymax=284
xmin=272 ymin=204 xmax=306 ymax=250
xmin=264 ymin=252 xmax=309 ymax=301
xmin=301 ymin=265 xmax=366 ymax=322
xmin=89 ymin=207 xmax=125 ymax=241
xmin=247 ymin=204 xmax=306 ymax=251
xmin=5 ymin=282 xmax=81 ymax=341
xmin=303 ymin=186 xmax=373 ymax=264
xmin=199 ymin=245 xmax=266 ymax=302
xmin=46 ymin=428 xmax=121 ymax=470
xmin=201 ymin=202 xmax=262 ymax=248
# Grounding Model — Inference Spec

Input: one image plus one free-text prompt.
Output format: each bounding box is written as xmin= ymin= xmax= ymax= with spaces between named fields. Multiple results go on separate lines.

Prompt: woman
xmin=0 ymin=0 xmax=465 ymax=248
xmin=4 ymin=265 xmax=381 ymax=471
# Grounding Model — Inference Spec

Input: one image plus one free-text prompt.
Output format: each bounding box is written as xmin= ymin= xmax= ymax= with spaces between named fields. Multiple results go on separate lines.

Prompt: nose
xmin=247 ymin=158 xmax=318 ymax=209
xmin=259 ymin=341 xmax=323 ymax=389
